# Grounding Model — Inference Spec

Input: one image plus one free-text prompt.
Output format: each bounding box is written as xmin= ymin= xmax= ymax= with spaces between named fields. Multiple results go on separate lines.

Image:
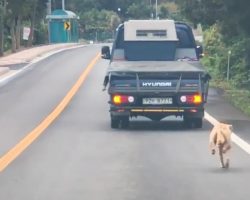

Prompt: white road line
xmin=205 ymin=112 xmax=250 ymax=154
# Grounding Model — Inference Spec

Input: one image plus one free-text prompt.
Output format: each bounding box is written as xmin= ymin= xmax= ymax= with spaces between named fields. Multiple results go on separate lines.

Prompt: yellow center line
xmin=0 ymin=53 xmax=101 ymax=172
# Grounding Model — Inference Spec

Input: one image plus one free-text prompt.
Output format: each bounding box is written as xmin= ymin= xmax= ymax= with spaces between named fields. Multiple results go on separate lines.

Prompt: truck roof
xmin=124 ymin=20 xmax=178 ymax=41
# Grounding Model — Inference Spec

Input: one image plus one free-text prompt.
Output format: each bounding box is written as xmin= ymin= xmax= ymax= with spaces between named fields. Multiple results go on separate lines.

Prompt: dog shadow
xmin=205 ymin=166 xmax=249 ymax=174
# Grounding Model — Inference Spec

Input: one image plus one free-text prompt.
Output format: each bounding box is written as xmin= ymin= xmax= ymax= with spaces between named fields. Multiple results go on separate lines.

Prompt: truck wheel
xmin=193 ymin=118 xmax=203 ymax=128
xmin=184 ymin=117 xmax=203 ymax=128
xmin=120 ymin=117 xmax=129 ymax=129
xmin=111 ymin=118 xmax=119 ymax=129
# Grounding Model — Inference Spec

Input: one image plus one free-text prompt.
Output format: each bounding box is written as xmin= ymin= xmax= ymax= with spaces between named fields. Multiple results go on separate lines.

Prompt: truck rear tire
xmin=192 ymin=118 xmax=202 ymax=128
xmin=184 ymin=117 xmax=203 ymax=129
xmin=110 ymin=116 xmax=129 ymax=129
xmin=120 ymin=116 xmax=129 ymax=129
xmin=111 ymin=118 xmax=119 ymax=128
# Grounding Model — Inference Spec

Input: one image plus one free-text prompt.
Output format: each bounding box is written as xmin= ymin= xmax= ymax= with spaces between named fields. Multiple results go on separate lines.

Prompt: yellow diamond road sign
xmin=64 ymin=21 xmax=71 ymax=30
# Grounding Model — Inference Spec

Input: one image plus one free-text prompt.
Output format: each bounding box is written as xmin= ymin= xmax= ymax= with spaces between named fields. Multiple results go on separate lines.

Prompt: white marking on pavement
xmin=205 ymin=112 xmax=250 ymax=154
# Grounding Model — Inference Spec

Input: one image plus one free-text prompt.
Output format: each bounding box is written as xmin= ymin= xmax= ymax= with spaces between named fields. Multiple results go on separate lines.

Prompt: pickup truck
xmin=102 ymin=19 xmax=210 ymax=129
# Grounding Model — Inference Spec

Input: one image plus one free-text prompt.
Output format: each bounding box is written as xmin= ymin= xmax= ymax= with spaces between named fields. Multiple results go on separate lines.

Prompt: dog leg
xmin=223 ymin=144 xmax=231 ymax=154
xmin=218 ymin=144 xmax=225 ymax=168
xmin=211 ymin=149 xmax=216 ymax=155
xmin=224 ymin=159 xmax=230 ymax=168
xmin=209 ymin=128 xmax=217 ymax=155
xmin=224 ymin=148 xmax=231 ymax=169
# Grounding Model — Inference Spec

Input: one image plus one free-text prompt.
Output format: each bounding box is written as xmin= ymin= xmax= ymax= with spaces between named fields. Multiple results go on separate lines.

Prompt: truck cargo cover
xmin=107 ymin=61 xmax=206 ymax=73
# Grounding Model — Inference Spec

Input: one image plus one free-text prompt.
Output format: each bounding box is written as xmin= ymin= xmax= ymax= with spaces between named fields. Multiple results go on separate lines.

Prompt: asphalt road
xmin=0 ymin=45 xmax=250 ymax=200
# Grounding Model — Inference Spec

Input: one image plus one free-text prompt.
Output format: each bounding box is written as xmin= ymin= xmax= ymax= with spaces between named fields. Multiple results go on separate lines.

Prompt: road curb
xmin=0 ymin=67 xmax=10 ymax=76
xmin=0 ymin=43 xmax=81 ymax=66
xmin=0 ymin=43 xmax=85 ymax=80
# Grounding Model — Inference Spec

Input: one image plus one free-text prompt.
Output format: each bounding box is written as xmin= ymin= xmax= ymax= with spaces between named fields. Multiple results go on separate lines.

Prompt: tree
xmin=4 ymin=0 xmax=47 ymax=52
xmin=0 ymin=0 xmax=7 ymax=56
xmin=158 ymin=2 xmax=180 ymax=19
xmin=176 ymin=0 xmax=225 ymax=27
xmin=221 ymin=0 xmax=250 ymax=37
xmin=127 ymin=2 xmax=151 ymax=19
xmin=0 ymin=0 xmax=181 ymax=55
xmin=176 ymin=0 xmax=250 ymax=37
xmin=26 ymin=0 xmax=37 ymax=47
xmin=26 ymin=0 xmax=47 ymax=46
xmin=176 ymin=0 xmax=250 ymax=87
xmin=79 ymin=8 xmax=121 ymax=41
xmin=66 ymin=0 xmax=101 ymax=12
xmin=6 ymin=0 xmax=26 ymax=52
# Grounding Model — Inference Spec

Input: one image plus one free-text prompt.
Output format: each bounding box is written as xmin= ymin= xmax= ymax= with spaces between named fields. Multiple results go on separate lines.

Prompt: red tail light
xmin=112 ymin=94 xmax=134 ymax=105
xmin=180 ymin=94 xmax=202 ymax=105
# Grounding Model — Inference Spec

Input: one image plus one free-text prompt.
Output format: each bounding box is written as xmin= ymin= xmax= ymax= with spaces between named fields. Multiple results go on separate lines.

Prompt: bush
xmin=34 ymin=24 xmax=48 ymax=45
xmin=202 ymin=24 xmax=227 ymax=80
xmin=202 ymin=24 xmax=250 ymax=88
xmin=203 ymin=24 xmax=250 ymax=117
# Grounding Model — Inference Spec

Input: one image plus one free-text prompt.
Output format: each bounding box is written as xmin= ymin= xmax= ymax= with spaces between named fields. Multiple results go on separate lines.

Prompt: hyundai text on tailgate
xmin=102 ymin=20 xmax=210 ymax=129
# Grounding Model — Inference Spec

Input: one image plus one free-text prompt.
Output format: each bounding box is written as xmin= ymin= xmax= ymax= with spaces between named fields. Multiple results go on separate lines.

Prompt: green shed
xmin=46 ymin=9 xmax=79 ymax=43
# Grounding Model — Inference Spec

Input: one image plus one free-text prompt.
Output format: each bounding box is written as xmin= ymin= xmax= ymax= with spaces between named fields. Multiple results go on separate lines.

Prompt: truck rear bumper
xmin=110 ymin=106 xmax=204 ymax=118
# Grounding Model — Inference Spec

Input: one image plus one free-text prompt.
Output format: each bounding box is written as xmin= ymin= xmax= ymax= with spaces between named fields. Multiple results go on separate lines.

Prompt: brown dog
xmin=209 ymin=123 xmax=233 ymax=168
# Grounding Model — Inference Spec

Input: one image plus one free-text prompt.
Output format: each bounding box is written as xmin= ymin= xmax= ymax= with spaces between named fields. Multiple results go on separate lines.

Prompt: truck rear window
xmin=124 ymin=41 xmax=177 ymax=61
xmin=136 ymin=30 xmax=167 ymax=38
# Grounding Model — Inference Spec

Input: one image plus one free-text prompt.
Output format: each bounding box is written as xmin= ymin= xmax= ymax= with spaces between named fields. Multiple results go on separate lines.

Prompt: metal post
xmin=227 ymin=50 xmax=231 ymax=81
xmin=0 ymin=1 xmax=5 ymax=56
xmin=117 ymin=7 xmax=122 ymax=22
xmin=155 ymin=0 xmax=158 ymax=19
xmin=47 ymin=0 xmax=51 ymax=14
xmin=62 ymin=0 xmax=65 ymax=10
xmin=47 ymin=0 xmax=52 ymax=43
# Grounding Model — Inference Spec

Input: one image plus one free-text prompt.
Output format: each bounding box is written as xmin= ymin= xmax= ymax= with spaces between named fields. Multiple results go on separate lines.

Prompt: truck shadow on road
xmin=118 ymin=119 xmax=212 ymax=132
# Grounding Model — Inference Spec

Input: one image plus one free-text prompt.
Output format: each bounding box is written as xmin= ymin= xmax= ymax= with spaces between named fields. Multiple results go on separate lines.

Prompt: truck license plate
xmin=142 ymin=97 xmax=173 ymax=105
